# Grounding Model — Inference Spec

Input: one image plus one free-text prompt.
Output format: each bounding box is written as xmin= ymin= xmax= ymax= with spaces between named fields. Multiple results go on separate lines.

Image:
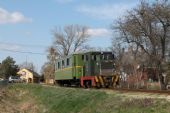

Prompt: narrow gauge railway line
xmin=42 ymin=83 xmax=170 ymax=95
xmin=110 ymin=88 xmax=170 ymax=95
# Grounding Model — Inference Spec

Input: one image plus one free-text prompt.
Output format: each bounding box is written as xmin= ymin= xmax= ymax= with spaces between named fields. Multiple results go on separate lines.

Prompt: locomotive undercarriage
xmin=55 ymin=75 xmax=119 ymax=88
xmin=55 ymin=78 xmax=80 ymax=87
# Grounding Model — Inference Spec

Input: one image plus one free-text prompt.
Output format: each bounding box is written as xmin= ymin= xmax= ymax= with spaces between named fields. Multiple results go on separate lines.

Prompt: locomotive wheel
xmin=86 ymin=81 xmax=90 ymax=88
xmin=96 ymin=82 xmax=101 ymax=89
xmin=84 ymin=81 xmax=91 ymax=88
xmin=56 ymin=80 xmax=64 ymax=86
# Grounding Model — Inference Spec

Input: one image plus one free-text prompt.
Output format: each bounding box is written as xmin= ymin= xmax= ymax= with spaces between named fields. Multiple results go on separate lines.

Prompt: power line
xmin=0 ymin=41 xmax=49 ymax=48
xmin=0 ymin=48 xmax=46 ymax=55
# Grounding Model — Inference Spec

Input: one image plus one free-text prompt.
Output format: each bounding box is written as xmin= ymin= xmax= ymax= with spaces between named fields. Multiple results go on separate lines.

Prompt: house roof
xmin=27 ymin=69 xmax=41 ymax=78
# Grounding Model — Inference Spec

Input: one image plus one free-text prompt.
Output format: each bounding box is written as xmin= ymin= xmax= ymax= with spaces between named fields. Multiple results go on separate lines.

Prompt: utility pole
xmin=26 ymin=55 xmax=28 ymax=67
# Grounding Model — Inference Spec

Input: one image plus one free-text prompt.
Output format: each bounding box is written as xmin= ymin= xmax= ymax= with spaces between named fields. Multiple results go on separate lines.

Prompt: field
xmin=0 ymin=84 xmax=170 ymax=113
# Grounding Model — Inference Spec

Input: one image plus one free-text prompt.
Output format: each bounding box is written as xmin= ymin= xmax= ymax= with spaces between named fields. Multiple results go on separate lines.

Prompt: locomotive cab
xmin=81 ymin=51 xmax=119 ymax=88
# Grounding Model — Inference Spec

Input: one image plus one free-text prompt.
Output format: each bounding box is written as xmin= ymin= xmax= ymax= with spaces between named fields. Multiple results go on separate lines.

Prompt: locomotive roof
xmin=56 ymin=51 xmax=113 ymax=60
xmin=73 ymin=51 xmax=113 ymax=55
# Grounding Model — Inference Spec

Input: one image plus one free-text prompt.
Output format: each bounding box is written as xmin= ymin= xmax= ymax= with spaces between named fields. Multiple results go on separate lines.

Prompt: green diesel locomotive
xmin=55 ymin=51 xmax=119 ymax=88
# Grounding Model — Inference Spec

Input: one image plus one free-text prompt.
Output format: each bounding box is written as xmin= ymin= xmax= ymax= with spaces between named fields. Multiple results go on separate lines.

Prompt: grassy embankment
xmin=0 ymin=84 xmax=170 ymax=113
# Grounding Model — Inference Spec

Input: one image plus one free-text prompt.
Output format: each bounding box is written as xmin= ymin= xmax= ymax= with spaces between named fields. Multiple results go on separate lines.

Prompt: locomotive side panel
xmin=84 ymin=52 xmax=101 ymax=76
xmin=72 ymin=54 xmax=84 ymax=79
xmin=55 ymin=56 xmax=73 ymax=80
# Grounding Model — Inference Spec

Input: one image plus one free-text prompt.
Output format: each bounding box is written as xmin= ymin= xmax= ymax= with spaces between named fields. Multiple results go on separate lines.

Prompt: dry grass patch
xmin=0 ymin=85 xmax=44 ymax=113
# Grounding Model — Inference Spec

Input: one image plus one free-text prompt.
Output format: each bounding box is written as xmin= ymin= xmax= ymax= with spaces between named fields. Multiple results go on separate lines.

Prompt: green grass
xmin=1 ymin=84 xmax=170 ymax=113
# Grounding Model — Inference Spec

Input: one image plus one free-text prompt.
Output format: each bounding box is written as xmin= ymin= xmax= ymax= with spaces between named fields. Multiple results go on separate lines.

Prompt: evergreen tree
xmin=0 ymin=56 xmax=19 ymax=78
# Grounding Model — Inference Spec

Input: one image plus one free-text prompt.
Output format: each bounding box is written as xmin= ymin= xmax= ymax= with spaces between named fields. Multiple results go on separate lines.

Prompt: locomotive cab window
xmin=66 ymin=58 xmax=70 ymax=66
xmin=107 ymin=54 xmax=114 ymax=60
xmin=96 ymin=55 xmax=100 ymax=61
xmin=62 ymin=60 xmax=65 ymax=68
xmin=102 ymin=54 xmax=113 ymax=60
xmin=86 ymin=55 xmax=89 ymax=61
xmin=82 ymin=55 xmax=84 ymax=61
xmin=107 ymin=55 xmax=109 ymax=60
xmin=92 ymin=55 xmax=96 ymax=61
xmin=102 ymin=54 xmax=107 ymax=60
xmin=112 ymin=54 xmax=114 ymax=59
xmin=58 ymin=62 xmax=60 ymax=69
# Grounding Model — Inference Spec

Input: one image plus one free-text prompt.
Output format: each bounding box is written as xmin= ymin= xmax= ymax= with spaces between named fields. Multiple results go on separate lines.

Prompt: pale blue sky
xmin=0 ymin=0 xmax=140 ymax=72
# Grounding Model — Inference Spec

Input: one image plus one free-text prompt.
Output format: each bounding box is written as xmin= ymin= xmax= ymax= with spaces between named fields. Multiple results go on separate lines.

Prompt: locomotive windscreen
xmin=101 ymin=53 xmax=114 ymax=60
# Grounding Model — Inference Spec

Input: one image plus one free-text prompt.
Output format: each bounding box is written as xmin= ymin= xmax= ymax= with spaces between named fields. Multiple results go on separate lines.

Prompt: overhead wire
xmin=0 ymin=41 xmax=49 ymax=48
xmin=0 ymin=48 xmax=46 ymax=55
xmin=0 ymin=41 xmax=49 ymax=55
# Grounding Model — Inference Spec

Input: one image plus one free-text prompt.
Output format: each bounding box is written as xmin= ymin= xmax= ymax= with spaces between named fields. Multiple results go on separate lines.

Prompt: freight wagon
xmin=55 ymin=51 xmax=119 ymax=88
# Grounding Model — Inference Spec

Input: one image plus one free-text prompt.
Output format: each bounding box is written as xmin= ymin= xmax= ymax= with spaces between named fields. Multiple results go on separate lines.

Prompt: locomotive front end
xmin=95 ymin=52 xmax=119 ymax=88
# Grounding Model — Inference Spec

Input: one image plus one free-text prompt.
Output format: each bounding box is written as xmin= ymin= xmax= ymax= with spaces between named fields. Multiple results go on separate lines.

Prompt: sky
xmin=0 ymin=0 xmax=140 ymax=72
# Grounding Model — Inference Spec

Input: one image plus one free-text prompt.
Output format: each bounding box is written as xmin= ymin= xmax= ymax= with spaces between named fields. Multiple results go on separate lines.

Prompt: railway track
xmin=111 ymin=88 xmax=170 ymax=95
xmin=42 ymin=83 xmax=170 ymax=95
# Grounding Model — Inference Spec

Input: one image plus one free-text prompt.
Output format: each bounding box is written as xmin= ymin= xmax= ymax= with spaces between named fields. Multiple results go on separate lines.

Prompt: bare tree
xmin=111 ymin=41 xmax=125 ymax=71
xmin=42 ymin=46 xmax=58 ymax=80
xmin=113 ymin=0 xmax=170 ymax=89
xmin=44 ymin=24 xmax=89 ymax=80
xmin=47 ymin=46 xmax=57 ymax=64
xmin=52 ymin=24 xmax=89 ymax=56
xmin=41 ymin=62 xmax=54 ymax=79
xmin=19 ymin=62 xmax=36 ymax=71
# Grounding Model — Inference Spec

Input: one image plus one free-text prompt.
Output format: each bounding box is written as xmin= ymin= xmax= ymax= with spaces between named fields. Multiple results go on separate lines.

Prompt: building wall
xmin=17 ymin=69 xmax=33 ymax=83
xmin=45 ymin=79 xmax=54 ymax=84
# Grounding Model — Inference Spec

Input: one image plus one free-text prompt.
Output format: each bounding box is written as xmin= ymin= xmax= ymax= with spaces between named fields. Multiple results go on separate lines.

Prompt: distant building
xmin=17 ymin=68 xmax=41 ymax=83
xmin=45 ymin=78 xmax=54 ymax=84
